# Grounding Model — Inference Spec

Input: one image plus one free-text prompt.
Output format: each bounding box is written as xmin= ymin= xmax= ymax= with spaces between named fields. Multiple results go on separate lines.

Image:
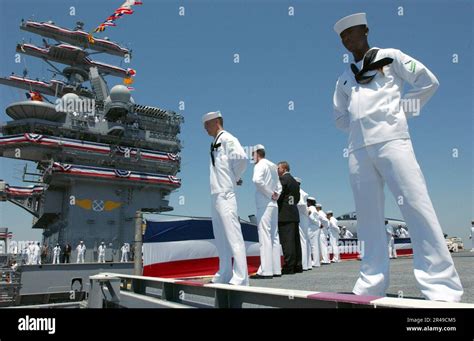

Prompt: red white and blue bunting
xmin=51 ymin=162 xmax=181 ymax=187
xmin=3 ymin=184 xmax=45 ymax=197
xmin=114 ymin=169 xmax=132 ymax=178
xmin=0 ymin=134 xmax=180 ymax=163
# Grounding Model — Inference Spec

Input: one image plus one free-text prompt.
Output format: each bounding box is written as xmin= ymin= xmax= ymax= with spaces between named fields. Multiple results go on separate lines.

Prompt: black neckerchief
xmin=210 ymin=131 xmax=225 ymax=167
xmin=350 ymin=49 xmax=394 ymax=84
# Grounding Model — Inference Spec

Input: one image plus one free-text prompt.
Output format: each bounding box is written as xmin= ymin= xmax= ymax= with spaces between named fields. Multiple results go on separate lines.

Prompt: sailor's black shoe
xmin=250 ymin=274 xmax=273 ymax=279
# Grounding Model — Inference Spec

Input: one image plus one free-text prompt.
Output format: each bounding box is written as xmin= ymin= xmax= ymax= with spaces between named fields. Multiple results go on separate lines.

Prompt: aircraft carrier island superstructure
xmin=0 ymin=20 xmax=183 ymax=261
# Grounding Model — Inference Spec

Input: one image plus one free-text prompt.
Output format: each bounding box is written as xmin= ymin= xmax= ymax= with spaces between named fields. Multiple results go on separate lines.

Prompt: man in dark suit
xmin=63 ymin=242 xmax=72 ymax=263
xmin=277 ymin=161 xmax=302 ymax=274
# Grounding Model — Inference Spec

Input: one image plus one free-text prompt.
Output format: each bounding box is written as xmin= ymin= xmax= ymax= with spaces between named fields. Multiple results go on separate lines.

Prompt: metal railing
xmin=88 ymin=272 xmax=474 ymax=309
xmin=0 ymin=269 xmax=21 ymax=306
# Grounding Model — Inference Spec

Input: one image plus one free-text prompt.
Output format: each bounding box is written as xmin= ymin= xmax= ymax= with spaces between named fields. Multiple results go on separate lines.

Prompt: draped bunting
xmin=4 ymin=184 xmax=45 ymax=196
xmin=24 ymin=133 xmax=43 ymax=142
xmin=0 ymin=134 xmax=178 ymax=163
xmin=50 ymin=162 xmax=181 ymax=186
xmin=114 ymin=169 xmax=132 ymax=178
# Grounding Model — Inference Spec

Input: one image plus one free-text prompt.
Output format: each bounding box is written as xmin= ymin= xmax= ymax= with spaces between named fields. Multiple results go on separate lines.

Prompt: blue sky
xmin=0 ymin=0 xmax=472 ymax=244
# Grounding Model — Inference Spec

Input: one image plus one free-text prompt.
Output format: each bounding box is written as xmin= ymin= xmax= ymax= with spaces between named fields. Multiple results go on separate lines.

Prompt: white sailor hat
xmin=202 ymin=111 xmax=222 ymax=123
xmin=294 ymin=177 xmax=302 ymax=183
xmin=327 ymin=210 xmax=333 ymax=215
xmin=316 ymin=203 xmax=322 ymax=208
xmin=334 ymin=12 xmax=367 ymax=35
xmin=307 ymin=196 xmax=316 ymax=201
xmin=254 ymin=144 xmax=265 ymax=151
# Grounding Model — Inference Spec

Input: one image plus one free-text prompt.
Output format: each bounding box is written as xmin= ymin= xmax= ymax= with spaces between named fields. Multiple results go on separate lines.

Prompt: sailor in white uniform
xmin=251 ymin=144 xmax=282 ymax=278
xmin=340 ymin=226 xmax=354 ymax=254
xmin=333 ymin=13 xmax=463 ymax=301
xmin=385 ymin=221 xmax=397 ymax=259
xmin=204 ymin=111 xmax=249 ymax=286
xmin=52 ymin=243 xmax=61 ymax=264
xmin=307 ymin=198 xmax=321 ymax=267
xmin=316 ymin=204 xmax=330 ymax=264
xmin=327 ymin=211 xmax=340 ymax=262
xmin=397 ymin=225 xmax=409 ymax=238
xmin=98 ymin=242 xmax=106 ymax=263
xmin=27 ymin=242 xmax=35 ymax=265
xmin=295 ymin=177 xmax=312 ymax=271
xmin=340 ymin=226 xmax=353 ymax=239
xmin=33 ymin=242 xmax=41 ymax=265
xmin=120 ymin=243 xmax=129 ymax=262
xmin=76 ymin=241 xmax=86 ymax=263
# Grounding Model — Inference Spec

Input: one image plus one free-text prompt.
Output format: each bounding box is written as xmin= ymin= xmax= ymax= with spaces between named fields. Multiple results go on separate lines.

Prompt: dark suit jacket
xmin=277 ymin=172 xmax=300 ymax=223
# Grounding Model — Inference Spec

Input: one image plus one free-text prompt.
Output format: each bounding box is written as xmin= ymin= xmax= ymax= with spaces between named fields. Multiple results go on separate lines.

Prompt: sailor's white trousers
xmin=320 ymin=229 xmax=330 ymax=264
xmin=349 ymin=139 xmax=463 ymax=302
xmin=256 ymin=204 xmax=282 ymax=276
xmin=211 ymin=191 xmax=249 ymax=286
xmin=308 ymin=227 xmax=321 ymax=267
xmin=298 ymin=219 xmax=312 ymax=270
xmin=329 ymin=230 xmax=340 ymax=262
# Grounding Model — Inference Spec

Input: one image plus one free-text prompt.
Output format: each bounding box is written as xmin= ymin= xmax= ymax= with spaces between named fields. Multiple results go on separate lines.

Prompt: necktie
xmin=351 ymin=49 xmax=394 ymax=84
xmin=210 ymin=131 xmax=224 ymax=167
